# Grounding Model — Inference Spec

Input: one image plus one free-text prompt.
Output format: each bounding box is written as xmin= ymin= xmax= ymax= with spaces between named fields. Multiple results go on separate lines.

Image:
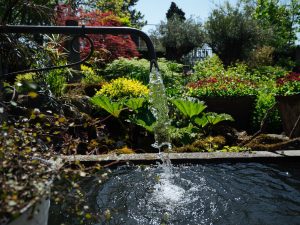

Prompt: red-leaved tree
xmin=55 ymin=4 xmax=140 ymax=63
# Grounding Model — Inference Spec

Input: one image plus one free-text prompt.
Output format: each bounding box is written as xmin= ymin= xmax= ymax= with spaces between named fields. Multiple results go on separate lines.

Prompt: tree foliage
xmin=205 ymin=2 xmax=265 ymax=65
xmin=166 ymin=2 xmax=186 ymax=21
xmin=154 ymin=16 xmax=204 ymax=62
xmin=253 ymin=0 xmax=300 ymax=49
xmin=96 ymin=0 xmax=146 ymax=28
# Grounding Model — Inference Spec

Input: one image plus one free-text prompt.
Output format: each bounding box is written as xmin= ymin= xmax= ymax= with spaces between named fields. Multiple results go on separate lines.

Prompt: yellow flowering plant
xmin=96 ymin=77 xmax=149 ymax=100
xmin=81 ymin=64 xmax=104 ymax=85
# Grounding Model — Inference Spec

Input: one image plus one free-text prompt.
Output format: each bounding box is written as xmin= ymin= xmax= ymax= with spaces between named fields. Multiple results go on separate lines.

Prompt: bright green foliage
xmin=90 ymin=95 xmax=125 ymax=118
xmin=45 ymin=69 xmax=67 ymax=97
xmin=104 ymin=58 xmax=150 ymax=84
xmin=132 ymin=111 xmax=156 ymax=132
xmin=169 ymin=124 xmax=196 ymax=146
xmin=171 ymin=99 xmax=207 ymax=118
xmin=15 ymin=73 xmax=35 ymax=84
xmin=103 ymin=57 xmax=185 ymax=98
xmin=96 ymin=77 xmax=149 ymax=100
xmin=252 ymin=91 xmax=281 ymax=132
xmin=170 ymin=98 xmax=234 ymax=143
xmin=81 ymin=65 xmax=104 ymax=85
xmin=96 ymin=0 xmax=146 ymax=28
xmin=103 ymin=57 xmax=183 ymax=86
xmin=194 ymin=113 xmax=234 ymax=128
xmin=250 ymin=66 xmax=288 ymax=81
xmin=192 ymin=54 xmax=225 ymax=79
xmin=125 ymin=98 xmax=146 ymax=112
xmin=253 ymin=0 xmax=300 ymax=50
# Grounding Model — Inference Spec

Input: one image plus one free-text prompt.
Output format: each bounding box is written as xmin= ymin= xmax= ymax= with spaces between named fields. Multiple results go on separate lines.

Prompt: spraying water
xmin=149 ymin=62 xmax=171 ymax=152
xmin=148 ymin=61 xmax=186 ymax=220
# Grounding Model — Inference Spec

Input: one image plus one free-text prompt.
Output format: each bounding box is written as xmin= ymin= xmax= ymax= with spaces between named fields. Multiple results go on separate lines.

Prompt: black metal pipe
xmin=0 ymin=25 xmax=158 ymax=65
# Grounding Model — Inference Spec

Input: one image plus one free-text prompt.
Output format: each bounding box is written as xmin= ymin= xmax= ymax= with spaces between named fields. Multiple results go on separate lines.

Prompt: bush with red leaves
xmin=55 ymin=5 xmax=139 ymax=63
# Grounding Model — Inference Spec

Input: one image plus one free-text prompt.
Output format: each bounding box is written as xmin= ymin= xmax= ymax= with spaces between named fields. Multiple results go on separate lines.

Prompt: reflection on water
xmin=49 ymin=162 xmax=300 ymax=225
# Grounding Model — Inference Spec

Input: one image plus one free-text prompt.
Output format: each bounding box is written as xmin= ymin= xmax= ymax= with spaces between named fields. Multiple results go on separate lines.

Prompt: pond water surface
xmin=49 ymin=162 xmax=300 ymax=225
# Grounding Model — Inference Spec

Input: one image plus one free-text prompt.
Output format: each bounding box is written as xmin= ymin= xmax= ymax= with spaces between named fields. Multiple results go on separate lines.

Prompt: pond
xmin=49 ymin=162 xmax=300 ymax=225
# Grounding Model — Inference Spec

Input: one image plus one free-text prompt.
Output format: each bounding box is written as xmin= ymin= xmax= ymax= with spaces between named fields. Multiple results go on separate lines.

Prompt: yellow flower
xmin=96 ymin=77 xmax=149 ymax=99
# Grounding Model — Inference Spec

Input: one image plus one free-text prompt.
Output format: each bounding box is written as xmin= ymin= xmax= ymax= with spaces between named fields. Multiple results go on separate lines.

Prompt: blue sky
xmin=135 ymin=0 xmax=238 ymax=33
xmin=135 ymin=0 xmax=299 ymax=44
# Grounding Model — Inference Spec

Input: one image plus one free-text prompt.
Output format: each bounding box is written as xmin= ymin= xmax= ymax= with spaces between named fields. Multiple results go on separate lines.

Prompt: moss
xmin=111 ymin=146 xmax=135 ymax=155
xmin=174 ymin=135 xmax=226 ymax=152
xmin=245 ymin=134 xmax=300 ymax=151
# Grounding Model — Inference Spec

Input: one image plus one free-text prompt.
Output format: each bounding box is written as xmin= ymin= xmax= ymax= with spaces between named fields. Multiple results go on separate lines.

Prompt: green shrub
xmin=81 ymin=65 xmax=104 ymax=85
xmin=252 ymin=91 xmax=281 ymax=132
xmin=247 ymin=46 xmax=275 ymax=68
xmin=103 ymin=57 xmax=150 ymax=84
xmin=45 ymin=69 xmax=67 ymax=97
xmin=96 ymin=77 xmax=149 ymax=100
xmin=15 ymin=72 xmax=35 ymax=84
xmin=192 ymin=54 xmax=224 ymax=80
xmin=103 ymin=57 xmax=184 ymax=86
xmin=251 ymin=66 xmax=287 ymax=82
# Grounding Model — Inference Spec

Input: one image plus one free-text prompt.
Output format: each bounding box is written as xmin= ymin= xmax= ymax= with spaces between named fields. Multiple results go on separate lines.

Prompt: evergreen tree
xmin=166 ymin=2 xmax=186 ymax=21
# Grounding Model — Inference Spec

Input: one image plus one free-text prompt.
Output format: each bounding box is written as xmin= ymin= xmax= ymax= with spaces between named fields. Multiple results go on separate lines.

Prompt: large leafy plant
xmin=170 ymin=99 xmax=234 ymax=145
xmin=90 ymin=95 xmax=125 ymax=118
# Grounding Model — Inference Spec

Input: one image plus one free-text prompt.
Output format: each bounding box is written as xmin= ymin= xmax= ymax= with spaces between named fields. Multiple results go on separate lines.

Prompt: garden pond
xmin=48 ymin=161 xmax=300 ymax=225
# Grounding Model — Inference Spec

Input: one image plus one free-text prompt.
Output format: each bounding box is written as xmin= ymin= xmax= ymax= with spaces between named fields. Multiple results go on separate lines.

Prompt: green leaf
xmin=132 ymin=110 xmax=156 ymax=132
xmin=90 ymin=95 xmax=125 ymax=118
xmin=194 ymin=112 xmax=234 ymax=127
xmin=125 ymin=98 xmax=146 ymax=112
xmin=207 ymin=113 xmax=234 ymax=125
xmin=194 ymin=113 xmax=234 ymax=127
xmin=194 ymin=116 xmax=209 ymax=128
xmin=171 ymin=99 xmax=207 ymax=118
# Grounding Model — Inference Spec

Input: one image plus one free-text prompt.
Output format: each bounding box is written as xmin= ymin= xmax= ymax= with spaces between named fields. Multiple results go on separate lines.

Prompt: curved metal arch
xmin=2 ymin=34 xmax=94 ymax=76
xmin=0 ymin=25 xmax=159 ymax=76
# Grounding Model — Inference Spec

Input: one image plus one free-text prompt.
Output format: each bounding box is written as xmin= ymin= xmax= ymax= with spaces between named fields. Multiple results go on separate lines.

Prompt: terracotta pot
xmin=276 ymin=94 xmax=300 ymax=138
xmin=199 ymin=96 xmax=256 ymax=131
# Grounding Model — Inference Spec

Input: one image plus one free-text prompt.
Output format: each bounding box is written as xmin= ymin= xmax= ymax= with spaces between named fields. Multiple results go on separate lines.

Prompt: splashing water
xmin=149 ymin=66 xmax=171 ymax=152
xmin=148 ymin=63 xmax=186 ymax=218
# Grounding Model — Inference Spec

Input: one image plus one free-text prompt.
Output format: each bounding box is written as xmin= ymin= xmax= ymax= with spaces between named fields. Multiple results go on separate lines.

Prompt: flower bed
xmin=187 ymin=76 xmax=257 ymax=97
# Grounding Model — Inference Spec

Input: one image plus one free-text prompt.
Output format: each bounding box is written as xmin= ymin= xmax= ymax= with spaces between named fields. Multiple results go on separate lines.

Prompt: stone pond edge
xmin=59 ymin=150 xmax=300 ymax=164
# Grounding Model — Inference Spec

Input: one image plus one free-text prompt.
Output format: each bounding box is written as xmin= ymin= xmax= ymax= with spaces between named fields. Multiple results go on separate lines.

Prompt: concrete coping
xmin=59 ymin=150 xmax=300 ymax=164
